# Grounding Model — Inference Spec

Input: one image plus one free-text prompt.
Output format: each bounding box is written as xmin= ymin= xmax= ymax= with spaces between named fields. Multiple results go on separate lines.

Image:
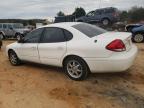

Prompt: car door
xmin=93 ymin=10 xmax=102 ymax=21
xmin=38 ymin=27 xmax=67 ymax=66
xmin=17 ymin=28 xmax=44 ymax=63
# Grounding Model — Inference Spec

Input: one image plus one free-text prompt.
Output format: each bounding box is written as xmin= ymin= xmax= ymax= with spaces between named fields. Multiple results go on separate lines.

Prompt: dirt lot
xmin=0 ymin=40 xmax=144 ymax=108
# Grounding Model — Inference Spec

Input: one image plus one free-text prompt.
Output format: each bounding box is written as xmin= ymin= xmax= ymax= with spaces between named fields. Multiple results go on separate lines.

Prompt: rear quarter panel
xmin=63 ymin=28 xmax=113 ymax=59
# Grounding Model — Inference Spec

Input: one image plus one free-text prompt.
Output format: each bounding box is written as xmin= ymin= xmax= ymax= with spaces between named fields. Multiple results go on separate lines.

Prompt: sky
xmin=0 ymin=0 xmax=144 ymax=19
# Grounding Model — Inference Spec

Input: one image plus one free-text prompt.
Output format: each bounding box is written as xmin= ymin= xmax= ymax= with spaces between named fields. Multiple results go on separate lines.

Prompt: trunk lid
xmin=95 ymin=32 xmax=132 ymax=51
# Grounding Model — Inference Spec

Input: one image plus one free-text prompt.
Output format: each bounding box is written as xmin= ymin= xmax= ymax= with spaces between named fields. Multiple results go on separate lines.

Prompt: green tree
xmin=128 ymin=6 xmax=144 ymax=22
xmin=57 ymin=11 xmax=65 ymax=16
xmin=119 ymin=11 xmax=129 ymax=21
xmin=72 ymin=7 xmax=86 ymax=18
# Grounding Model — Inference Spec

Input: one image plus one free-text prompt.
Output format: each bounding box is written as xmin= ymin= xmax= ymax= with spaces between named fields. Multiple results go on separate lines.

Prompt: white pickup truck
xmin=0 ymin=23 xmax=30 ymax=39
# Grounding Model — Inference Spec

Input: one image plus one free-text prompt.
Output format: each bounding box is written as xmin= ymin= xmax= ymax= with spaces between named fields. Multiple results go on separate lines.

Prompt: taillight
xmin=113 ymin=12 xmax=119 ymax=17
xmin=106 ymin=39 xmax=126 ymax=52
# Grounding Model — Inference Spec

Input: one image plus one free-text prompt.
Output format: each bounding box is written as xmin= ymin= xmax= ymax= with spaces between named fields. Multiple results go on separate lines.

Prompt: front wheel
xmin=9 ymin=51 xmax=21 ymax=66
xmin=64 ymin=56 xmax=89 ymax=81
xmin=133 ymin=33 xmax=144 ymax=43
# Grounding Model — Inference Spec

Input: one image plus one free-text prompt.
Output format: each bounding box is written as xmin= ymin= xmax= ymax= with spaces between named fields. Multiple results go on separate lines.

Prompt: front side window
xmin=23 ymin=28 xmax=44 ymax=43
xmin=40 ymin=27 xmax=66 ymax=43
xmin=87 ymin=11 xmax=95 ymax=17
xmin=72 ymin=23 xmax=107 ymax=38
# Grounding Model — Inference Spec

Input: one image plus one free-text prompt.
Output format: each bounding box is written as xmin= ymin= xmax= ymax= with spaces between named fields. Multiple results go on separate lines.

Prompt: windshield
xmin=72 ymin=23 xmax=107 ymax=38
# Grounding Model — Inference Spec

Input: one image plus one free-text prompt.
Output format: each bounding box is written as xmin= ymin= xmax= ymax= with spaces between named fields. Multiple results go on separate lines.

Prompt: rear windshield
xmin=72 ymin=23 xmax=107 ymax=38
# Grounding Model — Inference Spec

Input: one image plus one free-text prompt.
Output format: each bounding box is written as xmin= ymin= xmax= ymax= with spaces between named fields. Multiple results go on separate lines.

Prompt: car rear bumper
xmin=84 ymin=45 xmax=138 ymax=73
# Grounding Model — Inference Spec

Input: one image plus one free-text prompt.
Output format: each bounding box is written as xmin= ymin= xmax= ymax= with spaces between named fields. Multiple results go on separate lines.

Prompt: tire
xmin=102 ymin=18 xmax=110 ymax=26
xmin=9 ymin=50 xmax=21 ymax=66
xmin=63 ymin=56 xmax=89 ymax=81
xmin=133 ymin=33 xmax=144 ymax=43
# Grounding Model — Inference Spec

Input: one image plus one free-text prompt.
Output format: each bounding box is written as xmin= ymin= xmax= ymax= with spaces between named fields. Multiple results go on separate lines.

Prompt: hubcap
xmin=103 ymin=19 xmax=109 ymax=25
xmin=10 ymin=53 xmax=17 ymax=64
xmin=67 ymin=60 xmax=83 ymax=78
xmin=134 ymin=34 xmax=144 ymax=42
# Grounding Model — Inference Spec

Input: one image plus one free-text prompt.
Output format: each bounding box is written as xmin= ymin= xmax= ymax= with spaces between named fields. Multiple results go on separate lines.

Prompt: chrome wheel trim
xmin=67 ymin=60 xmax=83 ymax=78
xmin=134 ymin=34 xmax=144 ymax=43
xmin=10 ymin=53 xmax=17 ymax=65
xmin=103 ymin=19 xmax=109 ymax=25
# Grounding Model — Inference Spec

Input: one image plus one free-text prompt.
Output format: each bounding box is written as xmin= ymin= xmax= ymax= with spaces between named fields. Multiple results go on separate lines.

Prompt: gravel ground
xmin=0 ymin=40 xmax=144 ymax=108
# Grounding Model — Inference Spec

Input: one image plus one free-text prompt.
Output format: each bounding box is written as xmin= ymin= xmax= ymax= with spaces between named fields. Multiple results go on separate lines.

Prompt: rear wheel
xmin=102 ymin=18 xmax=110 ymax=26
xmin=9 ymin=50 xmax=21 ymax=66
xmin=63 ymin=56 xmax=89 ymax=81
xmin=133 ymin=33 xmax=144 ymax=43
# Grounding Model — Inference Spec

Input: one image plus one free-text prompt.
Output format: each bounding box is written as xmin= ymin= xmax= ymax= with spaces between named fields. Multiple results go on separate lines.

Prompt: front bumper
xmin=84 ymin=45 xmax=138 ymax=73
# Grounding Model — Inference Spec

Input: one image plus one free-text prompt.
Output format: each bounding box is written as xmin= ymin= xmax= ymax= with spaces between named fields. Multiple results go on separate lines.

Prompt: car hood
xmin=92 ymin=32 xmax=132 ymax=51
xmin=95 ymin=32 xmax=132 ymax=40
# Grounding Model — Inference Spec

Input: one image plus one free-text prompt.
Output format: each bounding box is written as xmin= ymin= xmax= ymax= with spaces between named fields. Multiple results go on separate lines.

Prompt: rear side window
xmin=72 ymin=23 xmax=107 ymax=38
xmin=63 ymin=29 xmax=73 ymax=41
xmin=41 ymin=27 xmax=66 ymax=43
xmin=104 ymin=8 xmax=116 ymax=13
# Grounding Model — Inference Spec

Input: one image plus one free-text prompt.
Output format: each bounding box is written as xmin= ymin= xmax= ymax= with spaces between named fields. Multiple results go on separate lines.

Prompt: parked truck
xmin=0 ymin=23 xmax=30 ymax=40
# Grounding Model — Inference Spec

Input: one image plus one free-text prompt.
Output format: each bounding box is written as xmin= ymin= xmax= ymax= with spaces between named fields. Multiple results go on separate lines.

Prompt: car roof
xmin=39 ymin=22 xmax=81 ymax=29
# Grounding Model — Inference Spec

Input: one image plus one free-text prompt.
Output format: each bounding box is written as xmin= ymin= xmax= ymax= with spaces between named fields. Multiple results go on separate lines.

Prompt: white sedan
xmin=6 ymin=22 xmax=138 ymax=81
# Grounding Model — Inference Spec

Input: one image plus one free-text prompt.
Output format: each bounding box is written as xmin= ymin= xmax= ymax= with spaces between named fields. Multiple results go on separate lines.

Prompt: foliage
xmin=57 ymin=11 xmax=65 ymax=16
xmin=120 ymin=6 xmax=144 ymax=23
xmin=72 ymin=7 xmax=86 ymax=18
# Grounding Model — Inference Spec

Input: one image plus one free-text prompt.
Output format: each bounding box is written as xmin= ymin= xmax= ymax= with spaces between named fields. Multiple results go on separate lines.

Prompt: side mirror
xmin=17 ymin=35 xmax=24 ymax=43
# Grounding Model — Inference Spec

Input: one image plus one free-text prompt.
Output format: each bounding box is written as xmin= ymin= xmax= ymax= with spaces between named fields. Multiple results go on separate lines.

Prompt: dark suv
xmin=76 ymin=7 xmax=120 ymax=25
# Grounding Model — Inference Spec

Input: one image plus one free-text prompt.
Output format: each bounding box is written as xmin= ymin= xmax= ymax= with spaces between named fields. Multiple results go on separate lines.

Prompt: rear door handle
xmin=57 ymin=47 xmax=63 ymax=50
xmin=31 ymin=47 xmax=37 ymax=50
